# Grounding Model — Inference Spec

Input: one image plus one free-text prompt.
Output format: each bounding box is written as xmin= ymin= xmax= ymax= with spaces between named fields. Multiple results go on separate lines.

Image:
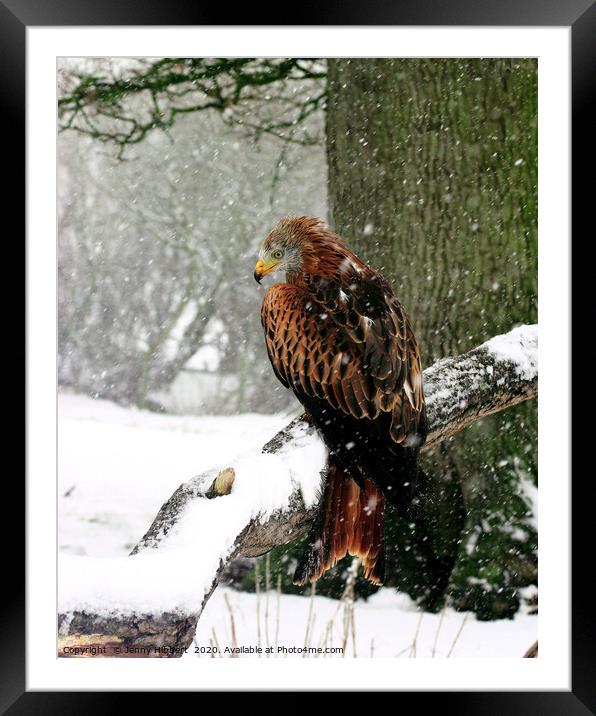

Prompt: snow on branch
xmin=58 ymin=324 xmax=537 ymax=658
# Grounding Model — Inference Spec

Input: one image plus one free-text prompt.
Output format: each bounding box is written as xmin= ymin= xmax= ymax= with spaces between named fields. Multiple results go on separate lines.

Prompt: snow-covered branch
xmin=58 ymin=324 xmax=537 ymax=658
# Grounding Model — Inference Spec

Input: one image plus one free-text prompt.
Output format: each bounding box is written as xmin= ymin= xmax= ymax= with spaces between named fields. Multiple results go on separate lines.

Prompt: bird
xmin=254 ymin=216 xmax=428 ymax=587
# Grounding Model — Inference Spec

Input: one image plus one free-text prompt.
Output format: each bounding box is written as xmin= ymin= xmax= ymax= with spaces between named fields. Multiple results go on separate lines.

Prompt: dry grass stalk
xmin=303 ymin=582 xmax=317 ymax=656
xmin=409 ymin=611 xmax=424 ymax=658
xmin=255 ymin=559 xmax=262 ymax=650
xmin=211 ymin=628 xmax=221 ymax=657
xmin=223 ymin=591 xmax=239 ymax=657
xmin=264 ymin=553 xmax=271 ymax=650
xmin=446 ymin=613 xmax=469 ymax=658
xmin=431 ymin=607 xmax=446 ymax=658
xmin=341 ymin=557 xmax=360 ymax=657
xmin=275 ymin=573 xmax=281 ymax=651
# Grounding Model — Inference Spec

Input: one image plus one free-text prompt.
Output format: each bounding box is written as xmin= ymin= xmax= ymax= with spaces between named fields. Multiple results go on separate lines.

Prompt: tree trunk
xmin=326 ymin=58 xmax=537 ymax=361
xmin=324 ymin=59 xmax=538 ymax=616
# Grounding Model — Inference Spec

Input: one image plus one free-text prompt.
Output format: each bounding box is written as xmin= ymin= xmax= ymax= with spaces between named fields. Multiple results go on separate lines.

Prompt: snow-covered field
xmin=58 ymin=392 xmax=537 ymax=658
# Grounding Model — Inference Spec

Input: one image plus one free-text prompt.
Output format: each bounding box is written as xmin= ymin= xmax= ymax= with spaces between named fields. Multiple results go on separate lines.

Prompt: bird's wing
xmin=261 ymin=273 xmax=425 ymax=445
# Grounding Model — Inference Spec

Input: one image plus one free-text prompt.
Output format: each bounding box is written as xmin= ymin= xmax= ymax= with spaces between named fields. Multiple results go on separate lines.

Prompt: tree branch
xmin=58 ymin=58 xmax=326 ymax=155
xmin=58 ymin=324 xmax=537 ymax=658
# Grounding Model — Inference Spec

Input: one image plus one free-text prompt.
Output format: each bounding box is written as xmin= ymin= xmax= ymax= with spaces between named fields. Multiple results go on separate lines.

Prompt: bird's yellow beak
xmin=254 ymin=258 xmax=278 ymax=284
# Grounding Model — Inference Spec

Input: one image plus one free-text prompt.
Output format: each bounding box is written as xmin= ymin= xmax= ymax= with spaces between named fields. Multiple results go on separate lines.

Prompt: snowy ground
xmin=196 ymin=583 xmax=536 ymax=659
xmin=58 ymin=392 xmax=537 ymax=658
xmin=58 ymin=392 xmax=291 ymax=558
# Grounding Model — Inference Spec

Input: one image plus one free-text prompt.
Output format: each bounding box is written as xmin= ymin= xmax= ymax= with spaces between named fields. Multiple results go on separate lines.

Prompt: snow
xmin=483 ymin=324 xmax=537 ymax=380
xmin=58 ymin=392 xmax=536 ymax=656
xmin=192 ymin=587 xmax=537 ymax=659
xmin=58 ymin=392 xmax=326 ymax=617
xmin=424 ymin=324 xmax=537 ymax=418
xmin=59 ymin=393 xmax=294 ymax=557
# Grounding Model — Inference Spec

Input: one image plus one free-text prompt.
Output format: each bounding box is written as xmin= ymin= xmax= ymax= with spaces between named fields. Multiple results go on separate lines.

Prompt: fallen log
xmin=58 ymin=324 xmax=537 ymax=657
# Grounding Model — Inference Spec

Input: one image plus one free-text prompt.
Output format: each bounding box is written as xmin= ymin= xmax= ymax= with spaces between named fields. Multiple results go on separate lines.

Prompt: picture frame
xmin=11 ymin=0 xmax=588 ymax=706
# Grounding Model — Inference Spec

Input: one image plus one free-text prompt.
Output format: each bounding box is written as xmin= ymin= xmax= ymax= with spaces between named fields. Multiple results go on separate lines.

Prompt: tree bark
xmin=325 ymin=59 xmax=538 ymax=617
xmin=326 ymin=59 xmax=537 ymax=362
xmin=58 ymin=325 xmax=537 ymax=657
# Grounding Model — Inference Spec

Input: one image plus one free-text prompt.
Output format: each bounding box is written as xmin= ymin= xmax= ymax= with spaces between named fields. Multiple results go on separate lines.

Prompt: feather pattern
xmin=261 ymin=259 xmax=425 ymax=444
xmin=257 ymin=217 xmax=427 ymax=586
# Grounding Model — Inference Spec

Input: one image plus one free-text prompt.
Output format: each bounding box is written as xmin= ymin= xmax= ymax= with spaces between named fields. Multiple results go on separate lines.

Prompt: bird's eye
xmin=272 ymin=250 xmax=284 ymax=260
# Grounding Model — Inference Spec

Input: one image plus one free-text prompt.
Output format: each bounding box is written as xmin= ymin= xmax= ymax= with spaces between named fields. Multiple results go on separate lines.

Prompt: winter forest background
xmin=58 ymin=58 xmax=537 ymax=638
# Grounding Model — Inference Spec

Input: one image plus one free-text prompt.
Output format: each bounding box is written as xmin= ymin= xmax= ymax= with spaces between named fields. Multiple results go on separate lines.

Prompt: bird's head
xmin=254 ymin=216 xmax=347 ymax=283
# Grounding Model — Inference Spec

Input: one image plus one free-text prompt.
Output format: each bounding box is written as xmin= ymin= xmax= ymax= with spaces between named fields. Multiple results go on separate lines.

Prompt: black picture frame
xmin=11 ymin=0 xmax=588 ymax=709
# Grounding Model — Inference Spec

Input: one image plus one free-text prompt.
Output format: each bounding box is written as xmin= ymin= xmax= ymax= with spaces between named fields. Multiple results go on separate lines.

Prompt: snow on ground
xmin=59 ymin=391 xmax=326 ymax=616
xmin=58 ymin=392 xmax=536 ymax=657
xmin=59 ymin=392 xmax=295 ymax=557
xmin=193 ymin=586 xmax=537 ymax=659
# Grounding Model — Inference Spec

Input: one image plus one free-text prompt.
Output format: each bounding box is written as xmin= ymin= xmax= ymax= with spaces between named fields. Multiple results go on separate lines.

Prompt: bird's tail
xmin=293 ymin=460 xmax=385 ymax=586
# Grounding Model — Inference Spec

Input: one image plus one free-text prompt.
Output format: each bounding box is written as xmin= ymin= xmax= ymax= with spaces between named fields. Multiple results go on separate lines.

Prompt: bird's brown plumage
xmin=257 ymin=216 xmax=427 ymax=585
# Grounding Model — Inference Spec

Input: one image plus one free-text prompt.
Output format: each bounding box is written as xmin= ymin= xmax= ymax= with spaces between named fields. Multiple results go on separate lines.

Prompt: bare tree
xmin=58 ymin=58 xmax=326 ymax=157
xmin=58 ymin=75 xmax=326 ymax=409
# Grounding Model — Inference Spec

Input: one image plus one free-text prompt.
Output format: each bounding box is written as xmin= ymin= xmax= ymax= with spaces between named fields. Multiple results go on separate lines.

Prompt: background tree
xmin=58 ymin=59 xmax=326 ymax=411
xmin=58 ymin=57 xmax=537 ymax=619
xmin=323 ymin=58 xmax=537 ymax=617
